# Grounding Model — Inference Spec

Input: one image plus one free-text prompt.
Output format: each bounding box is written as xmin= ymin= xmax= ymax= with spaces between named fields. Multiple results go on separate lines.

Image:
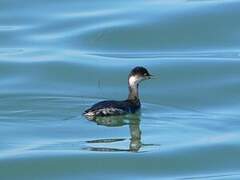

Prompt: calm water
xmin=1 ymin=0 xmax=240 ymax=179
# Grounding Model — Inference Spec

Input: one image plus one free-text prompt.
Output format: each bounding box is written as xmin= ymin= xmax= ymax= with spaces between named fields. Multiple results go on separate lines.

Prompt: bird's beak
xmin=148 ymin=74 xmax=158 ymax=80
xmin=147 ymin=74 xmax=153 ymax=79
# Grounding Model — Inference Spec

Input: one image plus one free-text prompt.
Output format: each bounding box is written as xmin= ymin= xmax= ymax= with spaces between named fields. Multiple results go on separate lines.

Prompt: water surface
xmin=1 ymin=0 xmax=240 ymax=179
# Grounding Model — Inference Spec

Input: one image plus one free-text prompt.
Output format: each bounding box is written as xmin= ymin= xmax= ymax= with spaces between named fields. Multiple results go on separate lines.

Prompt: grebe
xmin=83 ymin=66 xmax=152 ymax=117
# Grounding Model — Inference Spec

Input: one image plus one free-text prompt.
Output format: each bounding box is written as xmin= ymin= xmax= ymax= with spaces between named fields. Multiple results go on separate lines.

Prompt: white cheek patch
xmin=129 ymin=75 xmax=144 ymax=86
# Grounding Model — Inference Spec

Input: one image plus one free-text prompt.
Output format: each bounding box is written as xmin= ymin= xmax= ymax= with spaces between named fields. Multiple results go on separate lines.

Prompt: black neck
xmin=128 ymin=83 xmax=139 ymax=101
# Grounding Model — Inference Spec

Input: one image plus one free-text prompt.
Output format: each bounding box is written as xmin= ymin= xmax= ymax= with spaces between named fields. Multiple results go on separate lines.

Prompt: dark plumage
xmin=84 ymin=99 xmax=140 ymax=116
xmin=83 ymin=66 xmax=152 ymax=117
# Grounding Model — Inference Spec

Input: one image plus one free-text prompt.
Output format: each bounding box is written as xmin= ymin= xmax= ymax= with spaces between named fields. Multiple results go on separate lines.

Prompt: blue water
xmin=1 ymin=0 xmax=240 ymax=179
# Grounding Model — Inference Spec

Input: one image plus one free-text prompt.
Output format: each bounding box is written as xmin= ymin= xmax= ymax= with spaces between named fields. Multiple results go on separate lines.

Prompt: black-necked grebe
xmin=83 ymin=66 xmax=152 ymax=117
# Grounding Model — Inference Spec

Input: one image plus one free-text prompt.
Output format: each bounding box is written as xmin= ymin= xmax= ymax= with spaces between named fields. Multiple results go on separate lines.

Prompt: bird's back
xmin=84 ymin=99 xmax=140 ymax=117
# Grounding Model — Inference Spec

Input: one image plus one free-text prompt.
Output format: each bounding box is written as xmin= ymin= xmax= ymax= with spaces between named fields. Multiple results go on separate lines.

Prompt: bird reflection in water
xmin=84 ymin=114 xmax=142 ymax=152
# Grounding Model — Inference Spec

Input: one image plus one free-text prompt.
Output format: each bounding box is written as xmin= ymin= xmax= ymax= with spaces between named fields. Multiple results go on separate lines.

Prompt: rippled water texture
xmin=1 ymin=0 xmax=240 ymax=179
